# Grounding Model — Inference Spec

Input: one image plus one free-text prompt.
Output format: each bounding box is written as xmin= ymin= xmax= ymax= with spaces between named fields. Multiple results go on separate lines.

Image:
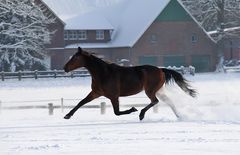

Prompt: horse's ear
xmin=78 ymin=47 xmax=82 ymax=53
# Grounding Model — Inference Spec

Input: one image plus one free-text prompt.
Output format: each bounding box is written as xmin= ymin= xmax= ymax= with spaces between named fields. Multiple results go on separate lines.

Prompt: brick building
xmin=38 ymin=0 xmax=217 ymax=72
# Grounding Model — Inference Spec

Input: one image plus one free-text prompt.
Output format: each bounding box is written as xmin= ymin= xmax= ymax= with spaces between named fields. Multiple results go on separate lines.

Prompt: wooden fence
xmin=0 ymin=66 xmax=195 ymax=81
xmin=223 ymin=66 xmax=240 ymax=73
xmin=0 ymin=98 xmax=159 ymax=116
xmin=0 ymin=69 xmax=90 ymax=81
xmin=166 ymin=66 xmax=195 ymax=75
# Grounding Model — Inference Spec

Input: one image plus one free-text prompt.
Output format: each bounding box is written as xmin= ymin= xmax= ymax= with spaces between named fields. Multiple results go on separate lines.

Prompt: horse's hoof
xmin=139 ymin=110 xmax=145 ymax=121
xmin=139 ymin=114 xmax=144 ymax=121
xmin=64 ymin=114 xmax=71 ymax=119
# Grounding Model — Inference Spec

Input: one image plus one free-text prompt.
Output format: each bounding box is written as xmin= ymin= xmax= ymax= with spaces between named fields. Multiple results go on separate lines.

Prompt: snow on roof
xmin=102 ymin=0 xmax=170 ymax=47
xmin=65 ymin=12 xmax=114 ymax=30
xmin=65 ymin=42 xmax=114 ymax=49
xmin=42 ymin=0 xmax=122 ymax=20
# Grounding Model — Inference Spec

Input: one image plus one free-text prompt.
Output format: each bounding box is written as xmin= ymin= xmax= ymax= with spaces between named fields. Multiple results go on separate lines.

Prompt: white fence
xmin=223 ymin=66 xmax=240 ymax=73
xmin=0 ymin=98 xmax=159 ymax=115
xmin=0 ymin=69 xmax=90 ymax=81
xmin=165 ymin=66 xmax=195 ymax=75
xmin=0 ymin=66 xmax=195 ymax=81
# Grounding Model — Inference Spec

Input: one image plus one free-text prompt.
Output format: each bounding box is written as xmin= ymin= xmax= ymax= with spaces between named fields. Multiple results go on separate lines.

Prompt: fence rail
xmin=223 ymin=65 xmax=240 ymax=73
xmin=1 ymin=95 xmax=238 ymax=116
xmin=0 ymin=66 xmax=195 ymax=81
xmin=1 ymin=69 xmax=90 ymax=81
xmin=0 ymin=98 xmax=159 ymax=115
xmin=165 ymin=66 xmax=195 ymax=75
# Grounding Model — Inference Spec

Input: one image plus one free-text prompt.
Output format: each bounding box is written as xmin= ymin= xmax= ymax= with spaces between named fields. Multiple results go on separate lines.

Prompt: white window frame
xmin=72 ymin=31 xmax=78 ymax=40
xmin=64 ymin=31 xmax=68 ymax=40
xmin=78 ymin=30 xmax=87 ymax=40
xmin=68 ymin=30 xmax=75 ymax=40
xmin=65 ymin=30 xmax=87 ymax=40
xmin=96 ymin=30 xmax=105 ymax=40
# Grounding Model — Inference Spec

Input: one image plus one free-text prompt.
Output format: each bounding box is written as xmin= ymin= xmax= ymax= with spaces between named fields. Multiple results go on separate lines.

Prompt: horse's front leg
xmin=64 ymin=91 xmax=100 ymax=119
xmin=110 ymin=98 xmax=138 ymax=116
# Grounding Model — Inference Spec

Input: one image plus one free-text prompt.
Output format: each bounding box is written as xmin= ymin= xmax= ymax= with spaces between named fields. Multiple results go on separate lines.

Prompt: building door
xmin=139 ymin=56 xmax=158 ymax=66
xmin=191 ymin=55 xmax=210 ymax=72
xmin=163 ymin=56 xmax=185 ymax=67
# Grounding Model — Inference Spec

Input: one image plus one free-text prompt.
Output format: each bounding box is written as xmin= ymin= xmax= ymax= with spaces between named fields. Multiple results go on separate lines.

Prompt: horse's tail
xmin=162 ymin=68 xmax=197 ymax=98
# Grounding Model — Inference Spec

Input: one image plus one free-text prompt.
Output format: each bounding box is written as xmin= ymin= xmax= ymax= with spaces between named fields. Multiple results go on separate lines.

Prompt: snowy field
xmin=1 ymin=72 xmax=240 ymax=155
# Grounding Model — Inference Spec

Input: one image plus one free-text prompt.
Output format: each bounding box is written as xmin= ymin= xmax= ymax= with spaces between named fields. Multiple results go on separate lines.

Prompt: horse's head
xmin=64 ymin=47 xmax=86 ymax=72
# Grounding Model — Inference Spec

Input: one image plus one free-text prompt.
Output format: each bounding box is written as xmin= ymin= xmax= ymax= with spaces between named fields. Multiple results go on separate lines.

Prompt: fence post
xmin=54 ymin=70 xmax=57 ymax=78
xmin=48 ymin=103 xmax=54 ymax=115
xmin=18 ymin=70 xmax=22 ymax=81
xmin=61 ymin=98 xmax=64 ymax=113
xmin=34 ymin=70 xmax=38 ymax=79
xmin=153 ymin=104 xmax=158 ymax=113
xmin=1 ymin=71 xmax=4 ymax=81
xmin=180 ymin=66 xmax=185 ymax=74
xmin=189 ymin=66 xmax=195 ymax=76
xmin=0 ymin=100 xmax=2 ymax=114
xmin=71 ymin=72 xmax=74 ymax=78
xmin=100 ymin=102 xmax=106 ymax=115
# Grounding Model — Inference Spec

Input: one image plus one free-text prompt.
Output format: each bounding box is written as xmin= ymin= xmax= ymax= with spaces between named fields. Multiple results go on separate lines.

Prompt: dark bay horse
xmin=63 ymin=47 xmax=197 ymax=120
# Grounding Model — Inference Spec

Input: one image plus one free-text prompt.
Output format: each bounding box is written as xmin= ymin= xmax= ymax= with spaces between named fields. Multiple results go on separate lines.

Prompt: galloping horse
xmin=64 ymin=47 xmax=197 ymax=120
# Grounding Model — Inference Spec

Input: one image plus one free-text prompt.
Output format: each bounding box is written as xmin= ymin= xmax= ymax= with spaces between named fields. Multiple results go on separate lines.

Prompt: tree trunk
xmin=215 ymin=0 xmax=225 ymax=72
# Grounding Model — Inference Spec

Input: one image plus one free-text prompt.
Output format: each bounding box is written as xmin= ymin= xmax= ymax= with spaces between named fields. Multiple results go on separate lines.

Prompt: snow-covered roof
xmin=42 ymin=0 xmax=122 ymax=20
xmin=42 ymin=0 xmax=214 ymax=48
xmin=102 ymin=0 xmax=170 ymax=47
xmin=65 ymin=12 xmax=114 ymax=30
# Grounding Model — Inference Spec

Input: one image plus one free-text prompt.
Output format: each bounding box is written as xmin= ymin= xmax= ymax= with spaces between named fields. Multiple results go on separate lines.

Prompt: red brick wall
xmin=224 ymin=38 xmax=240 ymax=60
xmin=131 ymin=20 xmax=217 ymax=70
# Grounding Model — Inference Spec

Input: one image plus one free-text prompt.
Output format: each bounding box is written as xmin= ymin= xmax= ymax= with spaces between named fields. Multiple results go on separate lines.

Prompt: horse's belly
xmin=119 ymin=80 xmax=143 ymax=96
xmin=119 ymin=89 xmax=143 ymax=96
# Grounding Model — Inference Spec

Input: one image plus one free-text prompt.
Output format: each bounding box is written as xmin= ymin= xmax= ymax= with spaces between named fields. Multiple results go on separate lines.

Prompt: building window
xmin=64 ymin=31 xmax=68 ymax=40
xmin=78 ymin=30 xmax=87 ymax=40
xmin=64 ymin=30 xmax=87 ymax=40
xmin=191 ymin=33 xmax=198 ymax=43
xmin=73 ymin=31 xmax=79 ymax=40
xmin=68 ymin=30 xmax=75 ymax=40
xmin=150 ymin=34 xmax=158 ymax=43
xmin=96 ymin=30 xmax=104 ymax=40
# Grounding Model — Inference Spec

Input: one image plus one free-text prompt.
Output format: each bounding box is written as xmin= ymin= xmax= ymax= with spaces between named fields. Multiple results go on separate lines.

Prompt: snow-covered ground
xmin=0 ymin=72 xmax=240 ymax=155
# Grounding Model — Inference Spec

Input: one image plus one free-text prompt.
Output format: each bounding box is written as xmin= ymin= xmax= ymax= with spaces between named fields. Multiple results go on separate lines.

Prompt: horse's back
xmin=139 ymin=65 xmax=165 ymax=87
xmin=115 ymin=65 xmax=164 ymax=96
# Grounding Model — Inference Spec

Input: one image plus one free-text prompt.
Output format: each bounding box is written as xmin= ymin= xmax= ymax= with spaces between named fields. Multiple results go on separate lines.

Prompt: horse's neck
xmin=84 ymin=56 xmax=108 ymax=80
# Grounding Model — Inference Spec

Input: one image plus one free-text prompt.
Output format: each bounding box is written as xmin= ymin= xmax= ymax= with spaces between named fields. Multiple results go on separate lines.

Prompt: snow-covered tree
xmin=182 ymin=0 xmax=240 ymax=33
xmin=182 ymin=0 xmax=240 ymax=71
xmin=0 ymin=0 xmax=55 ymax=71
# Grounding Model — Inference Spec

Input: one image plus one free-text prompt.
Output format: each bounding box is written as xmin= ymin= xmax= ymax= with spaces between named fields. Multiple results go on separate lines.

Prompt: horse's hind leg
xmin=139 ymin=93 xmax=159 ymax=120
xmin=110 ymin=98 xmax=138 ymax=116
xmin=156 ymin=91 xmax=180 ymax=119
